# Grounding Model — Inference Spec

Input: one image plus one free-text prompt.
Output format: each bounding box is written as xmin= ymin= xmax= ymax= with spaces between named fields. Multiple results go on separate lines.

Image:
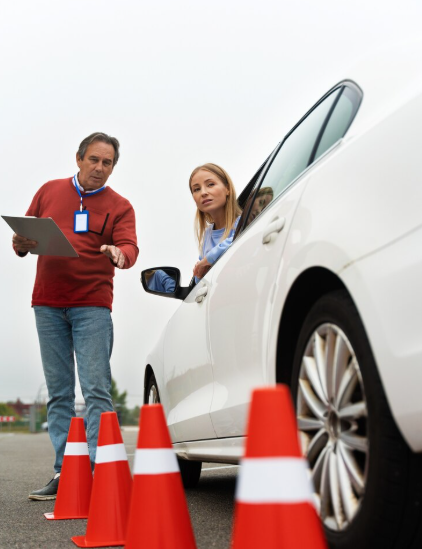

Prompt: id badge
xmin=74 ymin=211 xmax=89 ymax=233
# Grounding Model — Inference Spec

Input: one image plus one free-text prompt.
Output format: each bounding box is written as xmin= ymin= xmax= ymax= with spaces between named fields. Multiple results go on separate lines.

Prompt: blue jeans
xmin=34 ymin=306 xmax=114 ymax=472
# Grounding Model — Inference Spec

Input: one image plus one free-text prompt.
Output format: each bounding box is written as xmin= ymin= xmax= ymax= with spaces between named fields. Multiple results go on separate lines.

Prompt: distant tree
xmin=129 ymin=405 xmax=141 ymax=426
xmin=0 ymin=403 xmax=19 ymax=418
xmin=111 ymin=378 xmax=129 ymax=424
xmin=38 ymin=405 xmax=47 ymax=423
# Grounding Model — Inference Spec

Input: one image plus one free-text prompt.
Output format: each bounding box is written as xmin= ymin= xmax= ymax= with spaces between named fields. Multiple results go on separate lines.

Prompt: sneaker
xmin=28 ymin=473 xmax=60 ymax=501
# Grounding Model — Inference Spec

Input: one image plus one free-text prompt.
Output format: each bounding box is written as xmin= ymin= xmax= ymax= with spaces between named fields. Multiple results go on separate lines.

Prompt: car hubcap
xmin=296 ymin=323 xmax=369 ymax=531
xmin=148 ymin=384 xmax=159 ymax=404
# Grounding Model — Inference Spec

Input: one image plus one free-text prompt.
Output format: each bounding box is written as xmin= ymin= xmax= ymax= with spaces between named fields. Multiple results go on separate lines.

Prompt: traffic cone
xmin=72 ymin=411 xmax=132 ymax=548
xmin=231 ymin=385 xmax=328 ymax=549
xmin=44 ymin=417 xmax=92 ymax=520
xmin=124 ymin=404 xmax=197 ymax=549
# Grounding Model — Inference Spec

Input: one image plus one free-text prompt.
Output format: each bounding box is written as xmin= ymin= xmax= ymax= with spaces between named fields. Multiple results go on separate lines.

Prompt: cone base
xmin=71 ymin=535 xmax=125 ymax=547
xmin=45 ymin=511 xmax=88 ymax=520
xmin=232 ymin=502 xmax=327 ymax=549
xmin=51 ymin=446 xmax=93 ymax=521
xmin=125 ymin=473 xmax=197 ymax=549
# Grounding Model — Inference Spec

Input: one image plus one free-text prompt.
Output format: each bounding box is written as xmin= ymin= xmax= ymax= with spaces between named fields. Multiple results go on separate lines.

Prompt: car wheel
xmin=145 ymin=372 xmax=203 ymax=488
xmin=291 ymin=290 xmax=422 ymax=549
xmin=146 ymin=374 xmax=160 ymax=404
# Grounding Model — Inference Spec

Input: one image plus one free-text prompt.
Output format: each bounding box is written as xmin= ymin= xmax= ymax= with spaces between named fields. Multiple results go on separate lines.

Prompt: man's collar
xmin=74 ymin=173 xmax=106 ymax=194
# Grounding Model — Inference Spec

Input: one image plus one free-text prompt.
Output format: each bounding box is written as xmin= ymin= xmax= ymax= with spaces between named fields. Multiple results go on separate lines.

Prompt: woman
xmin=189 ymin=163 xmax=241 ymax=280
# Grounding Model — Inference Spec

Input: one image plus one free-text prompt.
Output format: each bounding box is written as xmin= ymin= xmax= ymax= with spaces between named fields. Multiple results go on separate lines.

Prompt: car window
xmin=313 ymin=85 xmax=361 ymax=161
xmin=237 ymin=153 xmax=272 ymax=209
xmin=238 ymin=82 xmax=362 ymax=230
xmin=241 ymin=88 xmax=341 ymax=227
xmin=266 ymin=89 xmax=341 ymax=200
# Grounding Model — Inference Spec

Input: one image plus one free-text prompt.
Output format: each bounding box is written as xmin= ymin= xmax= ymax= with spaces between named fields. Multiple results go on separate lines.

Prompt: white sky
xmin=1 ymin=0 xmax=421 ymax=407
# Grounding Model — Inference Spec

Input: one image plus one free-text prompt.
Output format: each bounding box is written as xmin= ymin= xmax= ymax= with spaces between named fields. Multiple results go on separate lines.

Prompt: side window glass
xmin=233 ymin=149 xmax=277 ymax=239
xmin=243 ymin=89 xmax=341 ymax=227
xmin=314 ymin=85 xmax=361 ymax=161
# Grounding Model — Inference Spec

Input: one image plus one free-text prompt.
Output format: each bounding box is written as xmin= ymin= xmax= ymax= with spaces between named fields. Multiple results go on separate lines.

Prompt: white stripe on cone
xmin=236 ymin=457 xmax=315 ymax=505
xmin=133 ymin=448 xmax=179 ymax=475
xmin=64 ymin=442 xmax=89 ymax=456
xmin=95 ymin=443 xmax=128 ymax=464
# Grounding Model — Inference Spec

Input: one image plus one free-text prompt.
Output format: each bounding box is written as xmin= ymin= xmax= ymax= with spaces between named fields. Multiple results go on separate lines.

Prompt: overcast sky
xmin=1 ymin=0 xmax=421 ymax=408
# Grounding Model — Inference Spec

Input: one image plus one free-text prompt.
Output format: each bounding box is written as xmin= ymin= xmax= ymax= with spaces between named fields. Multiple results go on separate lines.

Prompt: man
xmin=13 ymin=132 xmax=139 ymax=500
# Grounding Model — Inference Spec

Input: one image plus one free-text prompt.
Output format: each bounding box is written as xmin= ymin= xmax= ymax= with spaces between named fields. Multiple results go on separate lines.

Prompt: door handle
xmin=195 ymin=285 xmax=208 ymax=303
xmin=262 ymin=217 xmax=286 ymax=244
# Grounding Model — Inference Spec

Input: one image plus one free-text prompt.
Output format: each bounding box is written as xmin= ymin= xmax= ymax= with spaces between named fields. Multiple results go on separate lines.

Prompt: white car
xmin=141 ymin=47 xmax=422 ymax=549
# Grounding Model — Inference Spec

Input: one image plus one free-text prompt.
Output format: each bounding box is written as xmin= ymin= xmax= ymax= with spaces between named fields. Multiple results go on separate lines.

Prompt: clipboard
xmin=2 ymin=216 xmax=79 ymax=257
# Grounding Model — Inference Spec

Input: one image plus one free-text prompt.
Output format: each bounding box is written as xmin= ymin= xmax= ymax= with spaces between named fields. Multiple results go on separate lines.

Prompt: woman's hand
xmin=194 ymin=258 xmax=211 ymax=278
xmin=193 ymin=257 xmax=211 ymax=279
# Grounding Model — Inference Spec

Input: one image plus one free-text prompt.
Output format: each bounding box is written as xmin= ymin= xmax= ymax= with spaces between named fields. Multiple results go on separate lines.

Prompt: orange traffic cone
xmin=44 ymin=417 xmax=92 ymax=520
xmin=72 ymin=411 xmax=132 ymax=548
xmin=124 ymin=404 xmax=197 ymax=549
xmin=231 ymin=385 xmax=328 ymax=549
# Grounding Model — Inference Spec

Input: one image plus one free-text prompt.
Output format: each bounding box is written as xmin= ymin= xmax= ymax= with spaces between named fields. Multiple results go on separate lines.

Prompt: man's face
xmin=76 ymin=141 xmax=115 ymax=191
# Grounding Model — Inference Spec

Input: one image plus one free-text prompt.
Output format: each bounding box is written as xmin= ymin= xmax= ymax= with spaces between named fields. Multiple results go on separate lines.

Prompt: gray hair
xmin=77 ymin=132 xmax=120 ymax=166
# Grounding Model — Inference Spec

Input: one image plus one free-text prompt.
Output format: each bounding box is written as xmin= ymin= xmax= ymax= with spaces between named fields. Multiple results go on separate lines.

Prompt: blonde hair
xmin=189 ymin=163 xmax=242 ymax=251
xmin=256 ymin=186 xmax=274 ymax=199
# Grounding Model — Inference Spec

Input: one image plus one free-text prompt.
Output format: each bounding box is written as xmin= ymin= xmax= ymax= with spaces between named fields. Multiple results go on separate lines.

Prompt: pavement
xmin=0 ymin=430 xmax=237 ymax=549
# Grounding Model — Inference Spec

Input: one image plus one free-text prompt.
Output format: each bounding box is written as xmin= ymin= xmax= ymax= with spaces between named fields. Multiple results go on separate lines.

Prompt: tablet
xmin=2 ymin=216 xmax=79 ymax=257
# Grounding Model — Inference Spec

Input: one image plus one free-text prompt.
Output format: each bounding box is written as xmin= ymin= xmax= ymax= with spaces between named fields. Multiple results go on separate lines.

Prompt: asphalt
xmin=0 ymin=430 xmax=237 ymax=549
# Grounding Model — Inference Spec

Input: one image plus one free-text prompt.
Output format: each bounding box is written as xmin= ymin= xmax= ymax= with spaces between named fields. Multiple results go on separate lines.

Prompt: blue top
xmin=148 ymin=269 xmax=176 ymax=293
xmin=194 ymin=216 xmax=241 ymax=282
xmin=200 ymin=216 xmax=241 ymax=265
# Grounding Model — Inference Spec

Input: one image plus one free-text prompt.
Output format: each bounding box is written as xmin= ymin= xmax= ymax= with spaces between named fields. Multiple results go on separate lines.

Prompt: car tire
xmin=291 ymin=290 xmax=422 ymax=549
xmin=145 ymin=373 xmax=203 ymax=488
xmin=177 ymin=457 xmax=202 ymax=488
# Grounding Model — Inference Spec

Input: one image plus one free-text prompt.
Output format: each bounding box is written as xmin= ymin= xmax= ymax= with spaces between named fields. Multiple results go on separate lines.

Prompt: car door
xmin=162 ymin=272 xmax=217 ymax=443
xmin=207 ymin=82 xmax=362 ymax=438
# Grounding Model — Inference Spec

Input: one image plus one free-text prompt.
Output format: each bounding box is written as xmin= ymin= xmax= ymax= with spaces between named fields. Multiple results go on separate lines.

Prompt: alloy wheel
xmin=296 ymin=323 xmax=369 ymax=531
xmin=148 ymin=383 xmax=159 ymax=404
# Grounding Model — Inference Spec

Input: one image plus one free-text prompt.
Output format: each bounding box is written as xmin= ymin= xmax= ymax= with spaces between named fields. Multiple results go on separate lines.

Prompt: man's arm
xmin=100 ymin=202 xmax=139 ymax=269
xmin=12 ymin=184 xmax=43 ymax=257
xmin=100 ymin=244 xmax=126 ymax=268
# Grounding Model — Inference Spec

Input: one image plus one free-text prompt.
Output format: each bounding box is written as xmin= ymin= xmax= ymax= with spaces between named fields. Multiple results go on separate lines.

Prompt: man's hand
xmin=193 ymin=257 xmax=211 ymax=279
xmin=100 ymin=245 xmax=125 ymax=269
xmin=13 ymin=233 xmax=38 ymax=253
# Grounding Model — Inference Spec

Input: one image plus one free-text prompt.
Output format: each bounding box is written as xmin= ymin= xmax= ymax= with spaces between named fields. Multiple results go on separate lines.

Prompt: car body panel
xmin=207 ymin=179 xmax=308 ymax=437
xmin=162 ymin=276 xmax=217 ymax=442
xmin=174 ymin=436 xmax=244 ymax=464
xmin=341 ymin=224 xmax=422 ymax=451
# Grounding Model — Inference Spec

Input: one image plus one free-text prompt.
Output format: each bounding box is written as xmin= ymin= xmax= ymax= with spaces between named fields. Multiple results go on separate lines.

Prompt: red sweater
xmin=15 ymin=177 xmax=139 ymax=311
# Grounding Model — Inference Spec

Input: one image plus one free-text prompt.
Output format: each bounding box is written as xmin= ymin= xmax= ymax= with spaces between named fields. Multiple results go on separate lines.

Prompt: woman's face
xmin=190 ymin=169 xmax=229 ymax=217
xmin=250 ymin=192 xmax=273 ymax=222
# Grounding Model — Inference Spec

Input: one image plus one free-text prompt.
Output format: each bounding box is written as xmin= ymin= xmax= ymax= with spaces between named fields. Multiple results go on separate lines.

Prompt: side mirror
xmin=141 ymin=267 xmax=194 ymax=300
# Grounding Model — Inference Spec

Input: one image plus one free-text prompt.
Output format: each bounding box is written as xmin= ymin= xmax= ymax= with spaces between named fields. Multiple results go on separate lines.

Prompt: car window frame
xmin=310 ymin=80 xmax=363 ymax=164
xmin=234 ymin=80 xmax=363 ymax=240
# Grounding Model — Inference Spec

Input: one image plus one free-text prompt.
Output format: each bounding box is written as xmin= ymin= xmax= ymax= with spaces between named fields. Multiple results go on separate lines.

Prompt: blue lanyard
xmin=73 ymin=175 xmax=106 ymax=211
